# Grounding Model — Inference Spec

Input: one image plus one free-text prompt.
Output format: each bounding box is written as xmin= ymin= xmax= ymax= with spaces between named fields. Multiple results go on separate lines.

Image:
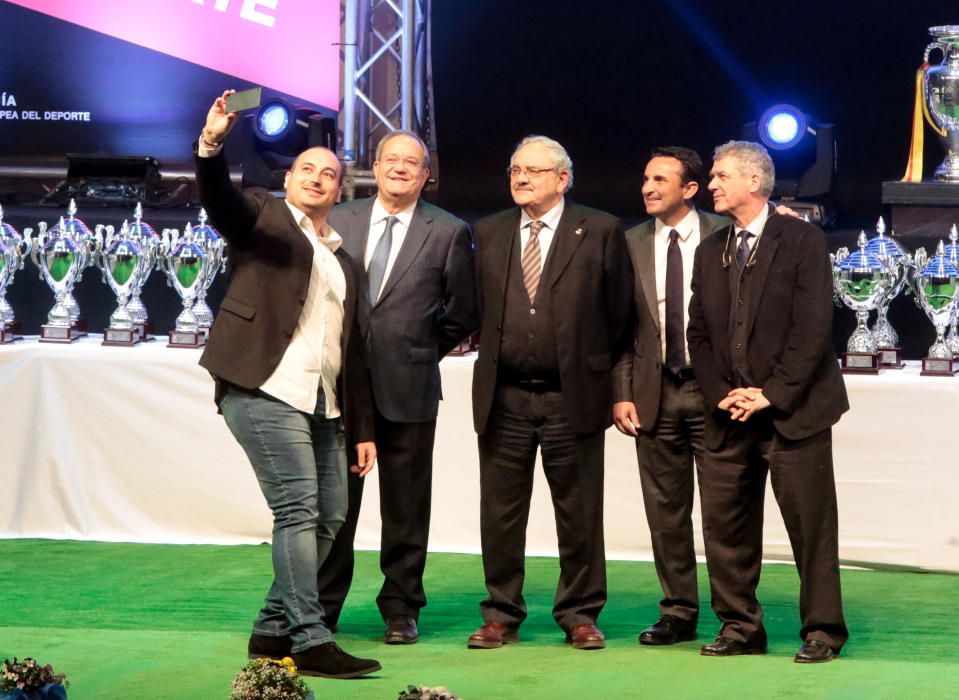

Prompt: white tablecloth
xmin=1 ymin=338 xmax=957 ymax=572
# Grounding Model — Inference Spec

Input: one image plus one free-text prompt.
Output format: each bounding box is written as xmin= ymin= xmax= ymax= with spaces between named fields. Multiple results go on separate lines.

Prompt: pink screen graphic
xmin=6 ymin=0 xmax=340 ymax=110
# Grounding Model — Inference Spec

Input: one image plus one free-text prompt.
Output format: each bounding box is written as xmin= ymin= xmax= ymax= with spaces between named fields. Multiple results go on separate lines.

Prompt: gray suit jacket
xmin=327 ymin=197 xmax=478 ymax=423
xmin=611 ymin=209 xmax=728 ymax=432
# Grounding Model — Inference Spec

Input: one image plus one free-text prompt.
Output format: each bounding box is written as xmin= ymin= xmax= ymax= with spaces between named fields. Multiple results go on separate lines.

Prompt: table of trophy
xmin=3 ymin=203 xmax=959 ymax=572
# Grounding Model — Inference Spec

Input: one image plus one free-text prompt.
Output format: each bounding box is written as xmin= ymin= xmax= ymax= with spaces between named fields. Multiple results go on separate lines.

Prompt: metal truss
xmin=340 ymin=0 xmax=436 ymax=198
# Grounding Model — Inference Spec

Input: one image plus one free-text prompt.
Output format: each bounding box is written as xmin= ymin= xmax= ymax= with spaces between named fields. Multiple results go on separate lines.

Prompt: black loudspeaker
xmin=43 ymin=154 xmax=162 ymax=206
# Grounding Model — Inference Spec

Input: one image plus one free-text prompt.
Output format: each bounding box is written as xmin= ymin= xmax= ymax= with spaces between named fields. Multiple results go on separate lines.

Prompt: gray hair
xmin=511 ymin=135 xmax=574 ymax=191
xmin=713 ymin=140 xmax=775 ymax=197
xmin=375 ymin=130 xmax=431 ymax=168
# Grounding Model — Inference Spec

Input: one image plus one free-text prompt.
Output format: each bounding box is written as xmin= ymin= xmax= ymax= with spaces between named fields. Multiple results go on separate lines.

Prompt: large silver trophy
xmin=0 ymin=205 xmax=31 ymax=343
xmin=188 ymin=209 xmax=225 ymax=328
xmin=125 ymin=202 xmax=161 ymax=340
xmin=832 ymin=232 xmax=895 ymax=373
xmin=94 ymin=221 xmax=152 ymax=346
xmin=28 ymin=214 xmax=98 ymax=343
xmin=924 ymin=26 xmax=959 ymax=181
xmin=913 ymin=241 xmax=959 ymax=375
xmin=865 ymin=217 xmax=911 ymax=368
xmin=160 ymin=223 xmax=215 ymax=348
xmin=944 ymin=225 xmax=959 ymax=356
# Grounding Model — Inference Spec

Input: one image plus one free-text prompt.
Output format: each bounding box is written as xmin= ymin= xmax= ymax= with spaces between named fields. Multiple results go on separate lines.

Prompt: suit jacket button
xmin=530 ymin=308 xmax=536 ymax=315
xmin=496 ymin=324 xmax=502 ymax=330
xmin=285 ymin=330 xmax=294 ymax=338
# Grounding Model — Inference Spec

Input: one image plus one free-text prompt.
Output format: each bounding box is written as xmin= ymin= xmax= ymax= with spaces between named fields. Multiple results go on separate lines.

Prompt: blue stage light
xmin=254 ymin=99 xmax=293 ymax=141
xmin=758 ymin=105 xmax=806 ymax=150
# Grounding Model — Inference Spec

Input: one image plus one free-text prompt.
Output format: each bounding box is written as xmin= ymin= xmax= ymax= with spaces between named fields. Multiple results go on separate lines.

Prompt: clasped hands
xmin=718 ymin=387 xmax=769 ymax=422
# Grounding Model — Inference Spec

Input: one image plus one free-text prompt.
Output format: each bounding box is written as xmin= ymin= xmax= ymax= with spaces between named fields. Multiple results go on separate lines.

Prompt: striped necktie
xmin=522 ymin=220 xmax=544 ymax=302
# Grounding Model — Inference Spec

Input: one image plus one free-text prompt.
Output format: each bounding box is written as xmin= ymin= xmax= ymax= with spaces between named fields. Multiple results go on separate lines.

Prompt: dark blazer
xmin=193 ymin=147 xmax=374 ymax=450
xmin=471 ymin=201 xmax=634 ymax=436
xmin=612 ymin=210 xmax=729 ymax=431
xmin=686 ymin=208 xmax=848 ymax=449
xmin=327 ymin=196 xmax=477 ymax=423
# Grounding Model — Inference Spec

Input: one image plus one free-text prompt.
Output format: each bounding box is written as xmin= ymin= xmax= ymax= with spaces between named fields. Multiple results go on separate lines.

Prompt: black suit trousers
xmin=477 ymin=385 xmax=607 ymax=631
xmin=699 ymin=418 xmax=848 ymax=650
xmin=317 ymin=407 xmax=436 ymax=623
xmin=635 ymin=375 xmax=704 ymax=622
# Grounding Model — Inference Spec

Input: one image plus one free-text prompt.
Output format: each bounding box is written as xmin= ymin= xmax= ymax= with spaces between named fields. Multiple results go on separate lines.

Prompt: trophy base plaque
xmin=0 ymin=328 xmax=23 ymax=344
xmin=877 ymin=347 xmax=905 ymax=369
xmin=921 ymin=356 xmax=958 ymax=376
xmin=168 ymin=329 xmax=206 ymax=348
xmin=39 ymin=324 xmax=86 ymax=343
xmin=103 ymin=327 xmax=142 ymax=347
xmin=841 ymin=352 xmax=880 ymax=374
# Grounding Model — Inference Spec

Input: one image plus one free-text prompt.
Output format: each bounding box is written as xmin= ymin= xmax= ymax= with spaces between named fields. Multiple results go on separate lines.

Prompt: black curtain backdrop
xmin=429 ymin=1 xmax=954 ymax=224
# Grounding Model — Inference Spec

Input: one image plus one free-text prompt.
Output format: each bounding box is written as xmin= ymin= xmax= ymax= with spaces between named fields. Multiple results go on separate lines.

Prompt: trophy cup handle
xmin=924 ymin=41 xmax=945 ymax=65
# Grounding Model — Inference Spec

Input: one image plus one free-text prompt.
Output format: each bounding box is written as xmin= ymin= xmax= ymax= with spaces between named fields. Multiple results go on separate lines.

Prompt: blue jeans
xmin=220 ymin=385 xmax=347 ymax=652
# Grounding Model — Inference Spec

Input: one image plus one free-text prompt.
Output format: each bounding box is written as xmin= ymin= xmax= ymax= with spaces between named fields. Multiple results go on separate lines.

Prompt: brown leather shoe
xmin=566 ymin=623 xmax=606 ymax=650
xmin=385 ymin=616 xmax=419 ymax=644
xmin=467 ymin=621 xmax=519 ymax=649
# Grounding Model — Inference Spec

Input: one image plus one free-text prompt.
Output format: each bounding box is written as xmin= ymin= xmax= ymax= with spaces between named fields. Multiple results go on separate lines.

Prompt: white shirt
xmin=364 ymin=198 xmax=416 ymax=300
xmin=519 ymin=198 xmax=565 ymax=267
xmin=259 ymin=201 xmax=346 ymax=416
xmin=654 ymin=207 xmax=700 ymax=365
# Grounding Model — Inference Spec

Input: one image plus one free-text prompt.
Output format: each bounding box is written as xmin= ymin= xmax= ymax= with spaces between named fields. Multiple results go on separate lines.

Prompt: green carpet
xmin=1 ymin=540 xmax=956 ymax=699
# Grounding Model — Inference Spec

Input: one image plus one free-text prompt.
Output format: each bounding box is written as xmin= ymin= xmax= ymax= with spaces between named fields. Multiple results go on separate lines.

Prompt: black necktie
xmin=736 ymin=230 xmax=753 ymax=269
xmin=665 ymin=229 xmax=685 ymax=373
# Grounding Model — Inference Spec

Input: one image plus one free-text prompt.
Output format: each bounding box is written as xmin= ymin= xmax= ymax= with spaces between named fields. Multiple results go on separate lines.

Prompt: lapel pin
xmin=574 ymin=227 xmax=583 ymax=236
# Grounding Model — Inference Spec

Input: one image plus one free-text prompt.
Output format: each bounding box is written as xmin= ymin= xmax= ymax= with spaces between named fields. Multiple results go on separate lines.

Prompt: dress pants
xmin=635 ymin=375 xmax=704 ymax=623
xmin=477 ymin=384 xmax=606 ymax=632
xmin=317 ymin=406 xmax=437 ymax=624
xmin=219 ymin=385 xmax=346 ymax=653
xmin=699 ymin=418 xmax=848 ymax=650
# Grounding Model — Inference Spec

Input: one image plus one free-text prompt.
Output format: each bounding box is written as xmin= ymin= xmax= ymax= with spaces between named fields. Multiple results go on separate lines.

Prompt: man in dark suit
xmin=687 ymin=140 xmax=849 ymax=663
xmin=467 ymin=135 xmax=633 ymax=651
xmin=195 ymin=90 xmax=380 ymax=678
xmin=316 ymin=131 xmax=477 ymax=644
xmin=612 ymin=147 xmax=727 ymax=647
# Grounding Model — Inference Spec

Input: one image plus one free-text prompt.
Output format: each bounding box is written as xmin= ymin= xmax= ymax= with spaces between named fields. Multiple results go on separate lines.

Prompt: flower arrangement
xmin=229 ymin=657 xmax=314 ymax=700
xmin=397 ymin=686 xmax=461 ymax=700
xmin=0 ymin=658 xmax=69 ymax=700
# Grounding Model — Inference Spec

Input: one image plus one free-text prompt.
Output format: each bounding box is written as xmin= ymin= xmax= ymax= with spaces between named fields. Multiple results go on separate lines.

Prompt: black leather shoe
xmin=700 ymin=635 xmax=767 ymax=656
xmin=385 ymin=616 xmax=419 ymax=644
xmin=293 ymin=642 xmax=381 ymax=679
xmin=795 ymin=639 xmax=836 ymax=664
xmin=639 ymin=615 xmax=697 ymax=645
xmin=247 ymin=633 xmax=292 ymax=660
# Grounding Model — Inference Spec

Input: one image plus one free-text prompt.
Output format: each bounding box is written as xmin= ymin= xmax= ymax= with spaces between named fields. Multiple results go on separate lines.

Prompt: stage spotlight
xmin=743 ymin=104 xmax=836 ymax=225
xmin=240 ymin=99 xmax=337 ymax=190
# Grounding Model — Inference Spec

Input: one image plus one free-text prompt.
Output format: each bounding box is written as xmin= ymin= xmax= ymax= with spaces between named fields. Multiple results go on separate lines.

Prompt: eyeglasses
xmin=507 ymin=166 xmax=558 ymax=179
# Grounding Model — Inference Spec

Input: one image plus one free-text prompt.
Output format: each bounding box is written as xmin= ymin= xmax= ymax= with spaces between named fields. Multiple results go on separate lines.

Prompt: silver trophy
xmin=56 ymin=200 xmax=95 ymax=328
xmin=865 ymin=216 xmax=911 ymax=368
xmin=944 ymin=224 xmax=959 ymax=357
xmin=28 ymin=216 xmax=96 ymax=342
xmin=125 ymin=202 xmax=161 ymax=340
xmin=924 ymin=26 xmax=959 ymax=181
xmin=0 ymin=205 xmax=31 ymax=343
xmin=160 ymin=223 xmax=209 ymax=347
xmin=188 ymin=209 xmax=225 ymax=329
xmin=832 ymin=232 xmax=895 ymax=373
xmin=95 ymin=221 xmax=149 ymax=346
xmin=913 ymin=241 xmax=959 ymax=375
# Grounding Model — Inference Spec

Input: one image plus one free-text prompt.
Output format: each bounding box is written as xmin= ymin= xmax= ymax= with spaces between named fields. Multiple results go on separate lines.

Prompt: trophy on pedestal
xmin=832 ymin=232 xmax=895 ymax=374
xmin=865 ymin=217 xmax=911 ymax=368
xmin=0 ymin=205 xmax=31 ymax=343
xmin=923 ymin=26 xmax=959 ymax=181
xmin=125 ymin=202 xmax=160 ymax=341
xmin=95 ymin=221 xmax=151 ymax=346
xmin=28 ymin=216 xmax=97 ymax=343
xmin=942 ymin=224 xmax=959 ymax=356
xmin=913 ymin=241 xmax=959 ymax=376
xmin=188 ymin=209 xmax=225 ymax=329
xmin=56 ymin=200 xmax=95 ymax=331
xmin=160 ymin=224 xmax=210 ymax=348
